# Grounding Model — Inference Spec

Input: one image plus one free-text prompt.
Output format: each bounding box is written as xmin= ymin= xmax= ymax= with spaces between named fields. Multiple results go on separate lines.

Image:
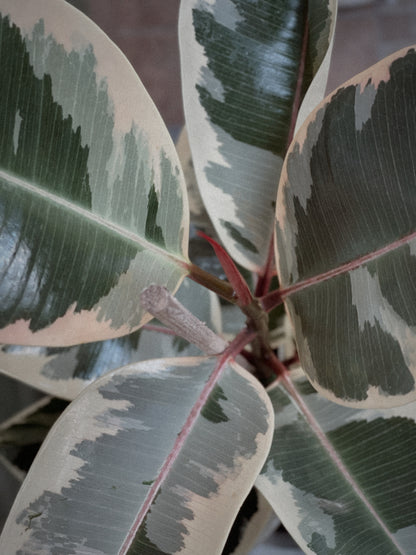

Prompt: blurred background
xmin=1 ymin=0 xmax=415 ymax=553
xmin=65 ymin=0 xmax=416 ymax=134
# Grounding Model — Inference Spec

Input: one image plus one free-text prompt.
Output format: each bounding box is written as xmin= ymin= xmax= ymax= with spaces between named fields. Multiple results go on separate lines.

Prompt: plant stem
xmin=142 ymin=324 xmax=177 ymax=335
xmin=254 ymin=237 xmax=276 ymax=298
xmin=186 ymin=256 xmax=277 ymax=383
xmin=259 ymin=289 xmax=284 ymax=312
xmin=272 ymin=362 xmax=405 ymax=552
xmin=140 ymin=285 xmax=227 ymax=355
xmin=221 ymin=328 xmax=257 ymax=364
xmin=185 ymin=262 xmax=237 ymax=304
xmin=266 ymin=350 xmax=289 ymax=379
xmin=184 ymin=261 xmax=284 ymax=386
xmin=197 ymin=231 xmax=253 ymax=306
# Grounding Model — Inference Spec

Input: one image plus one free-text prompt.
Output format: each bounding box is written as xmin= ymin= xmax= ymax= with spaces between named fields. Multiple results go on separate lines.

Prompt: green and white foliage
xmin=176 ymin=127 xmax=217 ymax=238
xmin=0 ymin=0 xmax=189 ymax=347
xmin=180 ymin=0 xmax=336 ymax=271
xmin=0 ymin=279 xmax=221 ymax=400
xmin=276 ymin=46 xmax=416 ymax=408
xmin=1 ymin=357 xmax=273 ymax=554
xmin=256 ymin=368 xmax=416 ymax=554
xmin=1 ymin=0 xmax=416 ymax=553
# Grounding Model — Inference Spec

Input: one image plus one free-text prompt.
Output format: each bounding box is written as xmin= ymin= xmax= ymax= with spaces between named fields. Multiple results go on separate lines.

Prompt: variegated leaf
xmin=276 ymin=46 xmax=416 ymax=407
xmin=0 ymin=357 xmax=273 ymax=554
xmin=180 ymin=0 xmax=336 ymax=271
xmin=256 ymin=368 xmax=416 ymax=554
xmin=223 ymin=489 xmax=278 ymax=555
xmin=0 ymin=279 xmax=221 ymax=400
xmin=176 ymin=127 xmax=217 ymax=237
xmin=0 ymin=0 xmax=189 ymax=347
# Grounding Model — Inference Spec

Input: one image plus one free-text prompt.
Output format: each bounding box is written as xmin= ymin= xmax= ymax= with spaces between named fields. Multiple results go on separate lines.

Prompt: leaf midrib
xmin=0 ymin=168 xmax=188 ymax=265
xmin=119 ymin=354 xmax=232 ymax=554
xmin=280 ymin=228 xmax=416 ymax=298
xmin=278 ymin=372 xmax=405 ymax=553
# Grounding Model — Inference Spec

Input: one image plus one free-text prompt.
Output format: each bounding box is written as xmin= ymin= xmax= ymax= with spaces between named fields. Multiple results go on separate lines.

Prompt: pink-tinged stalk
xmin=224 ymin=327 xmax=258 ymax=363
xmin=280 ymin=229 xmax=416 ymax=299
xmin=142 ymin=324 xmax=177 ymax=335
xmin=262 ymin=229 xmax=416 ymax=311
xmin=259 ymin=288 xmax=283 ymax=313
xmin=119 ymin=331 xmax=255 ymax=554
xmin=255 ymin=237 xmax=276 ymax=298
xmin=197 ymin=231 xmax=253 ymax=307
xmin=269 ymin=355 xmax=404 ymax=553
xmin=185 ymin=261 xmax=237 ymax=304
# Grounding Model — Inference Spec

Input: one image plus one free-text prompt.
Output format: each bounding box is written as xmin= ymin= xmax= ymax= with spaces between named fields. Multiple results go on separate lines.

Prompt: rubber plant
xmin=0 ymin=0 xmax=415 ymax=553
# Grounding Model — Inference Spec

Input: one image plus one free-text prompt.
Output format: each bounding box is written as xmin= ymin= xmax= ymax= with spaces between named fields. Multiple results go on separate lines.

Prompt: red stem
xmin=265 ymin=350 xmax=288 ymax=379
xmin=196 ymin=231 xmax=253 ymax=306
xmin=142 ymin=324 xmax=177 ymax=336
xmin=119 ymin=328 xmax=258 ymax=554
xmin=185 ymin=262 xmax=236 ymax=304
xmin=269 ymin=358 xmax=405 ymax=552
xmin=221 ymin=327 xmax=257 ymax=363
xmin=254 ymin=236 xmax=276 ymax=298
xmin=259 ymin=289 xmax=284 ymax=312
xmin=276 ymin=227 xmax=416 ymax=302
xmin=282 ymin=353 xmax=299 ymax=367
xmin=120 ymin=352 xmax=240 ymax=554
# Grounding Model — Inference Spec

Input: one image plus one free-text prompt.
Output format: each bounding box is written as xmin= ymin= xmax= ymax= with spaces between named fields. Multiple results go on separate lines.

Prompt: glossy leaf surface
xmin=276 ymin=46 xmax=416 ymax=407
xmin=256 ymin=368 xmax=416 ymax=554
xmin=0 ymin=0 xmax=189 ymax=346
xmin=176 ymin=127 xmax=217 ymax=238
xmin=180 ymin=0 xmax=336 ymax=270
xmin=0 ymin=357 xmax=273 ymax=554
xmin=0 ymin=279 xmax=220 ymax=400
